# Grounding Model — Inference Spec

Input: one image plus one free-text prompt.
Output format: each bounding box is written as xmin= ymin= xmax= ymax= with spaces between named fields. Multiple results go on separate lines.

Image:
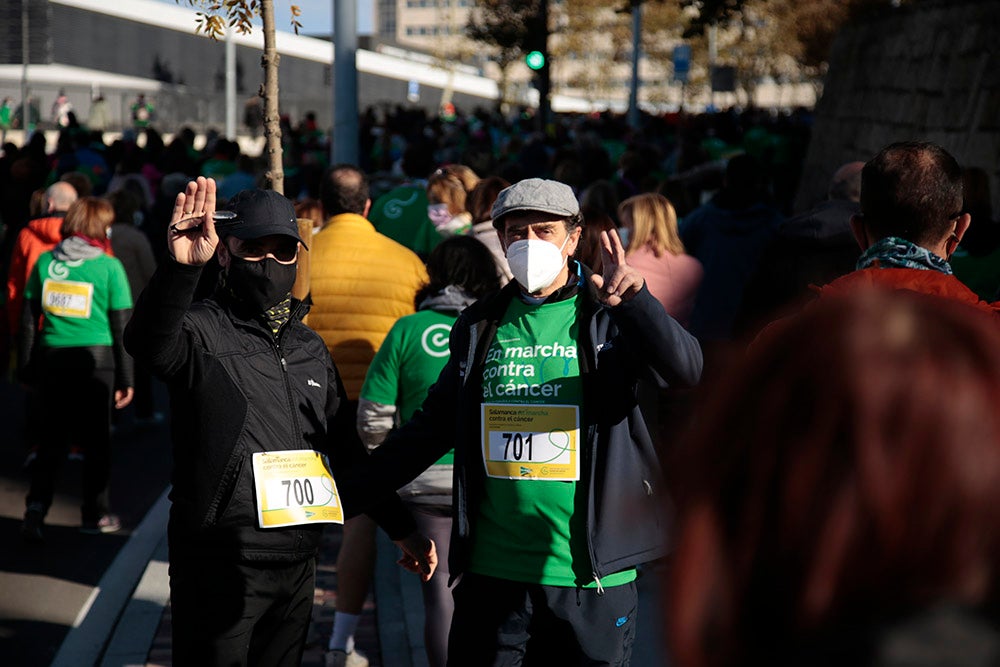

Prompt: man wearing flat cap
xmin=124 ymin=177 xmax=436 ymax=667
xmin=354 ymin=178 xmax=703 ymax=664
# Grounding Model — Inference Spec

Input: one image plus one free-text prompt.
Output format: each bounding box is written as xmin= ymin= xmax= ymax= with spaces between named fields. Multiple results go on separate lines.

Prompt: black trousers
xmin=448 ymin=572 xmax=638 ymax=667
xmin=26 ymin=347 xmax=114 ymax=521
xmin=169 ymin=554 xmax=315 ymax=667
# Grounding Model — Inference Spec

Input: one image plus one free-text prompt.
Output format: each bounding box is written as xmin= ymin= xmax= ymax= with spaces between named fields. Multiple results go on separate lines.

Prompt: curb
xmin=50 ymin=487 xmax=171 ymax=667
xmin=101 ymin=535 xmax=170 ymax=666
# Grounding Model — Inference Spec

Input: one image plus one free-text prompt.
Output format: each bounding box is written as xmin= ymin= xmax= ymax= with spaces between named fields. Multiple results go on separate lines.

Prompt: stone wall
xmin=795 ymin=0 xmax=1000 ymax=213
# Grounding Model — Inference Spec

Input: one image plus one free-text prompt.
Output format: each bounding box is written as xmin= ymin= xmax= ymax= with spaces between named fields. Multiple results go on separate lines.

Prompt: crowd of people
xmin=3 ymin=99 xmax=1000 ymax=667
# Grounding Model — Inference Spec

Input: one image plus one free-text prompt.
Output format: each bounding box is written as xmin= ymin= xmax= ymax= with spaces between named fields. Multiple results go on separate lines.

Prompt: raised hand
xmin=168 ymin=177 xmax=219 ymax=266
xmin=590 ymin=228 xmax=644 ymax=306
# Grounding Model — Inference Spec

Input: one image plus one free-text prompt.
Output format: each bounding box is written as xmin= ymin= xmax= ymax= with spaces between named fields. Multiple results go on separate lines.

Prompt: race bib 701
xmin=481 ymin=403 xmax=580 ymax=481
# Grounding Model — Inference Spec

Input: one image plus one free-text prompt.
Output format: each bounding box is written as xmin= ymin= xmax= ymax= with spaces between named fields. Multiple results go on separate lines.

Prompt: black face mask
xmin=226 ymin=255 xmax=297 ymax=312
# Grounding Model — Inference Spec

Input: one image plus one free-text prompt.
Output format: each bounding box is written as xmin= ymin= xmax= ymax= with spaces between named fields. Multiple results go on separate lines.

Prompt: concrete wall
xmin=795 ymin=0 xmax=1000 ymax=213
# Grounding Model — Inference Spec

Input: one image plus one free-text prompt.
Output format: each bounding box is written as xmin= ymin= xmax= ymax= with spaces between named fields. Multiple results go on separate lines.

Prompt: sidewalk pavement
xmin=91 ymin=489 xmax=426 ymax=667
xmin=90 ymin=492 xmax=668 ymax=667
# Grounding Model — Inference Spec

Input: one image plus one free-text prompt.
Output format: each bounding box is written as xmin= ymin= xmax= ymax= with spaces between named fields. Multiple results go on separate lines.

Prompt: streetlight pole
xmin=21 ymin=0 xmax=30 ymax=134
xmin=332 ymin=0 xmax=359 ymax=166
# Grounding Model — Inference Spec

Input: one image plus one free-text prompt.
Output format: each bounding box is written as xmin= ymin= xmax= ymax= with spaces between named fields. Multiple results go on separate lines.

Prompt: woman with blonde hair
xmin=18 ymin=196 xmax=134 ymax=541
xmin=619 ymin=192 xmax=703 ymax=328
xmin=426 ymin=164 xmax=479 ymax=237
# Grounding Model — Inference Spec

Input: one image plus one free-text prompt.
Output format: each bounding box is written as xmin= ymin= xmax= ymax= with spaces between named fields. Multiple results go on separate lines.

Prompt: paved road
xmin=0 ymin=377 xmax=173 ymax=666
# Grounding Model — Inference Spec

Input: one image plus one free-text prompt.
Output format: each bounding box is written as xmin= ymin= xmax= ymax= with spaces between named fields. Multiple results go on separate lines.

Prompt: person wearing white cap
xmin=124 ymin=177 xmax=436 ymax=667
xmin=354 ymin=177 xmax=703 ymax=664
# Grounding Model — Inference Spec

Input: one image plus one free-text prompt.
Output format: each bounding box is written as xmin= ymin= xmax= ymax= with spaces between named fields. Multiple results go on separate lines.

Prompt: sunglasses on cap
xmin=229 ymin=235 xmax=300 ymax=263
xmin=170 ymin=210 xmax=238 ymax=234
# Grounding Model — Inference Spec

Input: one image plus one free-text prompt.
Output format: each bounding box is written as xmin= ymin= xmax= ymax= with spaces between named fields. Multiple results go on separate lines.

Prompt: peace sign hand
xmin=168 ymin=176 xmax=219 ymax=266
xmin=590 ymin=228 xmax=644 ymax=307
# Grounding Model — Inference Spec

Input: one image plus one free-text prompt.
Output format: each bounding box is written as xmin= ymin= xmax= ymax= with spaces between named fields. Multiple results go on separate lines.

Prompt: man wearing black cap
xmin=125 ymin=177 xmax=436 ymax=667
xmin=356 ymin=178 xmax=703 ymax=664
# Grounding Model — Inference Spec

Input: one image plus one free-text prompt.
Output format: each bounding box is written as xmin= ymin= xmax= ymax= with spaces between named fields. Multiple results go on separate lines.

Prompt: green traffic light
xmin=526 ymin=50 xmax=546 ymax=70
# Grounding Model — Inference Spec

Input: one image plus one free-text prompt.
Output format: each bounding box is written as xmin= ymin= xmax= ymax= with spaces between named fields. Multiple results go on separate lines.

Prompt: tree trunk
xmin=260 ymin=0 xmax=284 ymax=194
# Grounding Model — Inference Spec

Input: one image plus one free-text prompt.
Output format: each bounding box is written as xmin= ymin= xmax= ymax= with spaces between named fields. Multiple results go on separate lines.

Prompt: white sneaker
xmin=324 ymin=649 xmax=369 ymax=667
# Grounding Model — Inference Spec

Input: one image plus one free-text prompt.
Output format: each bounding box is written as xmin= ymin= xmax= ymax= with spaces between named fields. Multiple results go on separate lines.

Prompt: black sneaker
xmin=22 ymin=509 xmax=44 ymax=543
xmin=80 ymin=514 xmax=122 ymax=535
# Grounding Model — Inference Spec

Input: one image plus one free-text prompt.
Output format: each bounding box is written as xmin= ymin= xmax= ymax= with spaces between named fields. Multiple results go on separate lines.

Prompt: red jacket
xmin=817 ymin=267 xmax=1000 ymax=318
xmin=5 ymin=215 xmax=64 ymax=336
xmin=754 ymin=267 xmax=1000 ymax=350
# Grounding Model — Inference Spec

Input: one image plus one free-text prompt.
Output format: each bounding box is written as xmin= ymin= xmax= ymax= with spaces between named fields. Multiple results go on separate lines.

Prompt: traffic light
xmin=525 ymin=50 xmax=546 ymax=71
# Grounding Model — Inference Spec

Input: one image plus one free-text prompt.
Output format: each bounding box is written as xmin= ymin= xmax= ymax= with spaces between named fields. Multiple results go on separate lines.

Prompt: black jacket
xmin=362 ymin=265 xmax=704 ymax=584
xmin=124 ymin=259 xmax=414 ymax=563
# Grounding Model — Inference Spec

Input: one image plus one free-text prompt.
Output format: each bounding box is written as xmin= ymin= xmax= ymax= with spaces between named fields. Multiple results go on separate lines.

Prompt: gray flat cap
xmin=491 ymin=178 xmax=580 ymax=224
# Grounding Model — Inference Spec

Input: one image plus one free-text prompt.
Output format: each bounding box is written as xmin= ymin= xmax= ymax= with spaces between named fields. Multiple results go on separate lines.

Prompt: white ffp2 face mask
xmin=505 ymin=236 xmax=570 ymax=294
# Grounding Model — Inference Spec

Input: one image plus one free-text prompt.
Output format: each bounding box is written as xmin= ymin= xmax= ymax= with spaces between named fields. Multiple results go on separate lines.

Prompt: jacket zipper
xmin=585 ymin=312 xmax=604 ymax=592
xmin=273 ymin=330 xmax=302 ymax=451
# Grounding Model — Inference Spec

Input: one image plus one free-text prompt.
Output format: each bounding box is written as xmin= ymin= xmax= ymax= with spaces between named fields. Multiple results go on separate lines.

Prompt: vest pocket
xmin=203 ymin=450 xmax=247 ymax=529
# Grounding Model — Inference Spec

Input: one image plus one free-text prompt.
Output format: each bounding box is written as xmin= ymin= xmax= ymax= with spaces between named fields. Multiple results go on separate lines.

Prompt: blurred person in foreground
xmin=356 ymin=177 xmax=703 ymax=665
xmin=357 ymin=235 xmax=501 ymax=667
xmin=19 ymin=197 xmax=134 ymax=540
xmin=670 ymin=289 xmax=1000 ymax=666
xmin=124 ymin=177 xmax=435 ymax=667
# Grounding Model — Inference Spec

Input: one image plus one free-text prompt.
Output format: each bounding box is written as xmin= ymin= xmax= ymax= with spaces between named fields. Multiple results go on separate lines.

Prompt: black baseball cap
xmin=217 ymin=189 xmax=308 ymax=249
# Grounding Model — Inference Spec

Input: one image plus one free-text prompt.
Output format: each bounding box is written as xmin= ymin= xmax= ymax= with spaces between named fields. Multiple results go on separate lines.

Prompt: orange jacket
xmin=754 ymin=267 xmax=1000 ymax=351
xmin=817 ymin=267 xmax=1000 ymax=317
xmin=6 ymin=215 xmax=64 ymax=336
xmin=307 ymin=213 xmax=428 ymax=400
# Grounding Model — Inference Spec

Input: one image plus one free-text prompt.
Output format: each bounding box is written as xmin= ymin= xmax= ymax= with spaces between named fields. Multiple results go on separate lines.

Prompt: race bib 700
xmin=252 ymin=450 xmax=344 ymax=528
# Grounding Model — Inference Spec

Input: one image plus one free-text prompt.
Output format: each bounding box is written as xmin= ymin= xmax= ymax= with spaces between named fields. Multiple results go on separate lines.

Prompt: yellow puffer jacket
xmin=308 ymin=213 xmax=428 ymax=400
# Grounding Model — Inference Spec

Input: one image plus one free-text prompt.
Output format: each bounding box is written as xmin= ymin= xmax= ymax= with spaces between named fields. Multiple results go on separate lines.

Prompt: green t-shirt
xmin=360 ymin=308 xmax=456 ymax=466
xmin=368 ymin=185 xmax=441 ymax=259
xmin=470 ymin=295 xmax=635 ymax=588
xmin=25 ymin=251 xmax=132 ymax=348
